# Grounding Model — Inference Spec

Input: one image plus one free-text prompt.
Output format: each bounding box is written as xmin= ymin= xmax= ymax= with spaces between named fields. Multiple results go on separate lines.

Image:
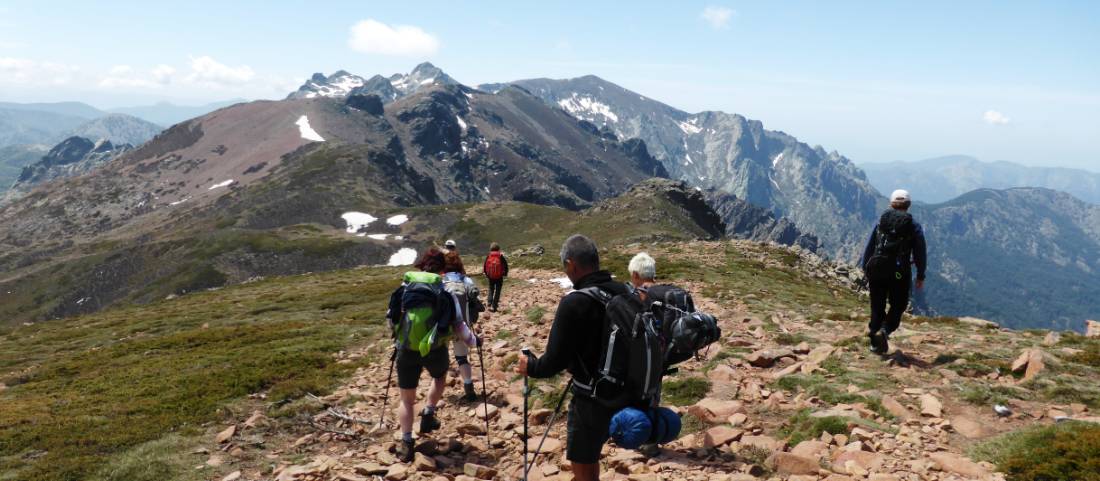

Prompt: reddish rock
xmin=703 ymin=426 xmax=743 ymax=448
xmin=768 ymin=452 xmax=820 ymax=475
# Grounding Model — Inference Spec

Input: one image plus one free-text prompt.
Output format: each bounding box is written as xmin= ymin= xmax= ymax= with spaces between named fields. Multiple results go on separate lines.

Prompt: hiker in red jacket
xmin=482 ymin=242 xmax=509 ymax=312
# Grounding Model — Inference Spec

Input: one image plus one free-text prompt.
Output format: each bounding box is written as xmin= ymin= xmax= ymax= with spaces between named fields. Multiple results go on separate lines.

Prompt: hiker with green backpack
xmin=861 ymin=189 xmax=928 ymax=355
xmin=385 ymin=247 xmax=482 ymax=462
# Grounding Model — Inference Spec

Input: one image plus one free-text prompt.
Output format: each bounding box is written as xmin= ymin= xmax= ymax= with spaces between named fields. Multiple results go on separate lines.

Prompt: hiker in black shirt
xmin=861 ymin=189 xmax=928 ymax=355
xmin=517 ymin=234 xmax=628 ymax=481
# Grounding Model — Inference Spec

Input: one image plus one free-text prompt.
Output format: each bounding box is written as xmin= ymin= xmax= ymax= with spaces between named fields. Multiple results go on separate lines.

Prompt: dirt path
xmin=204 ymin=261 xmax=1078 ymax=481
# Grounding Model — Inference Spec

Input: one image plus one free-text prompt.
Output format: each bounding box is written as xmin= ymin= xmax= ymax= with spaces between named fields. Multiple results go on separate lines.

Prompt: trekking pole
xmin=476 ymin=340 xmax=490 ymax=443
xmin=377 ymin=346 xmax=396 ymax=429
xmin=525 ymin=379 xmax=572 ymax=477
xmin=521 ymin=348 xmax=532 ymax=481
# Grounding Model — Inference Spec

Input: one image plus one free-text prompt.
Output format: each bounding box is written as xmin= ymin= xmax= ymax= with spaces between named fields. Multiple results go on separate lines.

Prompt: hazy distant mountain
xmin=64 ymin=114 xmax=162 ymax=146
xmin=861 ymin=155 xmax=1100 ymax=205
xmin=913 ymin=188 xmax=1100 ymax=330
xmin=109 ymin=100 xmax=242 ymax=127
xmin=480 ymin=75 xmax=883 ymax=260
xmin=0 ymin=101 xmax=106 ymax=119
xmin=0 ymin=107 xmax=92 ymax=147
xmin=0 ymin=144 xmax=48 ymax=193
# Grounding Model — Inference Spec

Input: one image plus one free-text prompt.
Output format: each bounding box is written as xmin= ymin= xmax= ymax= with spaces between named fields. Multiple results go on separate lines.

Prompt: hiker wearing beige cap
xmin=860 ymin=189 xmax=928 ymax=356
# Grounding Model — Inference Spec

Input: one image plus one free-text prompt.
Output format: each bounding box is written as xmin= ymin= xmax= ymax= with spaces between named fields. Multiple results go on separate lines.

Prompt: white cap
xmin=444 ymin=239 xmax=456 ymax=248
xmin=890 ymin=189 xmax=911 ymax=203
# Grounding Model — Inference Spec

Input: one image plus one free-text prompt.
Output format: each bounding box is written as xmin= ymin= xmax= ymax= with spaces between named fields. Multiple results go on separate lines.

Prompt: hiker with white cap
xmin=860 ymin=189 xmax=928 ymax=355
xmin=442 ymin=239 xmax=457 ymax=253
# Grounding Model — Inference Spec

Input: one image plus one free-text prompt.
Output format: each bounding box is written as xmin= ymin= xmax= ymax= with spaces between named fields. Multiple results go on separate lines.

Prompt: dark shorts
xmin=565 ymin=395 xmax=615 ymax=464
xmin=396 ymin=346 xmax=449 ymax=389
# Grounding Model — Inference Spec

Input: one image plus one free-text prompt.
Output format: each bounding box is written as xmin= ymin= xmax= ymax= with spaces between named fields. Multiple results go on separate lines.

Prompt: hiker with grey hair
xmin=516 ymin=234 xmax=628 ymax=481
xmin=861 ymin=189 xmax=928 ymax=355
xmin=628 ymin=252 xmax=657 ymax=298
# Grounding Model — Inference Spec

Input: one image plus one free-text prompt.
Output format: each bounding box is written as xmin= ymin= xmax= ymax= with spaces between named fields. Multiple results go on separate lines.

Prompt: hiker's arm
xmin=527 ymin=294 xmax=578 ymax=378
xmin=913 ymin=224 xmax=927 ymax=281
xmin=860 ymin=228 xmax=876 ymax=269
xmin=449 ymin=292 xmax=478 ymax=347
xmin=385 ymin=286 xmax=404 ymax=329
xmin=502 ymin=255 xmax=509 ymax=277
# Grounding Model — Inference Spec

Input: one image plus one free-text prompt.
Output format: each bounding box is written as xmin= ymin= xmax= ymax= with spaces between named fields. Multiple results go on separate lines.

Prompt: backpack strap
xmin=570 ymin=286 xmax=614 ymax=397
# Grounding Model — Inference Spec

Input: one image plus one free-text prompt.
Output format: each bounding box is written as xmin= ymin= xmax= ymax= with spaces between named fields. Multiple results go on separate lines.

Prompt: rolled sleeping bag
xmin=648 ymin=406 xmax=682 ymax=444
xmin=609 ymin=407 xmax=651 ymax=449
xmin=609 ymin=407 xmax=684 ymax=449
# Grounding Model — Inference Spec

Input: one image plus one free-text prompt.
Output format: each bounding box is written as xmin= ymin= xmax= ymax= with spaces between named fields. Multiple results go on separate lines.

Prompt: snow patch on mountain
xmin=388 ymin=248 xmax=418 ymax=266
xmin=773 ymin=152 xmax=785 ymax=168
xmin=341 ymin=212 xmax=377 ymax=234
xmin=386 ymin=214 xmax=409 ymax=226
xmin=456 ymin=115 xmax=467 ymax=131
xmin=678 ymin=119 xmax=702 ymax=135
xmin=208 ymin=180 xmax=234 ymax=190
xmin=557 ymin=93 xmax=619 ymax=123
xmin=296 ymin=115 xmax=325 ymax=142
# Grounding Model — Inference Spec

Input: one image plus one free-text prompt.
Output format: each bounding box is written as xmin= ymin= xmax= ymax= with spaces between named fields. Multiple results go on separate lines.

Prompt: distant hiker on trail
xmin=483 ymin=242 xmax=509 ymax=312
xmin=385 ymin=246 xmax=481 ymax=462
xmin=861 ymin=189 xmax=928 ymax=355
xmin=442 ymin=250 xmax=487 ymax=402
xmin=516 ymin=235 xmax=629 ymax=481
xmin=443 ymin=239 xmax=457 ymax=254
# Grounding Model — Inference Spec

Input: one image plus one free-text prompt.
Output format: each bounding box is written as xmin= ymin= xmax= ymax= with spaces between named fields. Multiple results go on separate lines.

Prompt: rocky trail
xmin=200 ymin=243 xmax=1098 ymax=481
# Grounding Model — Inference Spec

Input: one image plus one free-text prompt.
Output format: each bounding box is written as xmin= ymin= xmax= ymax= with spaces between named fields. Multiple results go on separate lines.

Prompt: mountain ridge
xmin=861 ymin=155 xmax=1100 ymax=205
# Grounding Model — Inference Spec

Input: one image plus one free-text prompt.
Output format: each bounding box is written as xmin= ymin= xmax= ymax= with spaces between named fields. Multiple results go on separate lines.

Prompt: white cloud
xmin=0 ymin=57 xmax=80 ymax=85
xmin=151 ymin=64 xmax=175 ymax=84
xmin=348 ymin=19 xmax=439 ymax=57
xmin=184 ymin=55 xmax=255 ymax=87
xmin=983 ymin=109 xmax=1011 ymax=125
xmin=99 ymin=64 xmax=160 ymax=88
xmin=700 ymin=6 xmax=735 ymax=30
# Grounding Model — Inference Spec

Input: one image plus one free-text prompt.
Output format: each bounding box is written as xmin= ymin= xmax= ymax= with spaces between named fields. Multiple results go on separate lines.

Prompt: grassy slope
xmin=0 ymin=267 xmax=398 ymax=481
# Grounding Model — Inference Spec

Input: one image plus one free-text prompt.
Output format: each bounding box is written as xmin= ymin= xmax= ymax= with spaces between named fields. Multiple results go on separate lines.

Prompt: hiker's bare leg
xmin=427 ymin=375 xmax=445 ymax=408
xmin=398 ymin=388 xmax=416 ymax=434
xmin=459 ymin=363 xmax=473 ymax=383
xmin=571 ymin=462 xmax=599 ymax=481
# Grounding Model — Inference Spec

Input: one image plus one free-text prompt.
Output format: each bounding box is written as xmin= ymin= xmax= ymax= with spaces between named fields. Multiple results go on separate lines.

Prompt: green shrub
xmin=971 ymin=422 xmax=1100 ymax=481
xmin=525 ymin=306 xmax=546 ymax=324
xmin=775 ymin=332 xmax=811 ymax=345
xmin=662 ymin=377 xmax=711 ymax=406
xmin=781 ymin=409 xmax=850 ymax=446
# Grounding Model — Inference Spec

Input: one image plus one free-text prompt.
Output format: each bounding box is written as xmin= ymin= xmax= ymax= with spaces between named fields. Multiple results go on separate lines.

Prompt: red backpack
xmin=484 ymin=252 xmax=505 ymax=280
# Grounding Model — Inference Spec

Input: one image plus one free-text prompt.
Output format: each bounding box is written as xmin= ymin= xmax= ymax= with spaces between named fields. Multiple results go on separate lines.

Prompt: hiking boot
xmin=639 ymin=443 xmax=660 ymax=458
xmin=419 ymin=411 xmax=441 ymax=434
xmin=869 ymin=331 xmax=885 ymax=354
xmin=463 ymin=382 xmax=478 ymax=402
xmin=396 ymin=438 xmax=415 ymax=462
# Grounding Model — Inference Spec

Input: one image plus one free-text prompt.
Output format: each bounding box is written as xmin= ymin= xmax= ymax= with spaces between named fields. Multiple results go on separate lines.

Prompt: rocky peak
xmin=286 ymin=71 xmax=367 ymax=100
xmin=42 ymin=136 xmax=96 ymax=168
xmin=589 ymin=178 xmax=726 ymax=240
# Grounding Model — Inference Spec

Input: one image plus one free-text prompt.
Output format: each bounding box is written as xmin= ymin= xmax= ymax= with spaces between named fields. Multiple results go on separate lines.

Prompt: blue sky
xmin=1 ymin=0 xmax=1097 ymax=170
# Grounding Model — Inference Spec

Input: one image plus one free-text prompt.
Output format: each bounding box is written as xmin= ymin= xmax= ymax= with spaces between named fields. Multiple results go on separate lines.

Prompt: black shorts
xmin=565 ymin=395 xmax=615 ymax=464
xmin=396 ymin=346 xmax=449 ymax=389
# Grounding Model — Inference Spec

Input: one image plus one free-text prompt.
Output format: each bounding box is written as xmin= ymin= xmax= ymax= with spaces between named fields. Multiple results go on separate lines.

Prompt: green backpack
xmin=396 ymin=272 xmax=455 ymax=356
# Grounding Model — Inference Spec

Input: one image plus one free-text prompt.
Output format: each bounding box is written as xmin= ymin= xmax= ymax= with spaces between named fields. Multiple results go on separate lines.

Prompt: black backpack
xmin=642 ymin=285 xmax=721 ymax=365
xmin=572 ymin=287 xmax=665 ymax=410
xmin=864 ymin=209 xmax=916 ymax=284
